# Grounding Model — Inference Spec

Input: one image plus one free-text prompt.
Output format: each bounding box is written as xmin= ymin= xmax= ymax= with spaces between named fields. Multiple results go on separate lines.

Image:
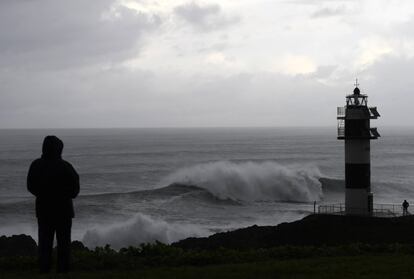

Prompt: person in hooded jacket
xmin=27 ymin=135 xmax=80 ymax=273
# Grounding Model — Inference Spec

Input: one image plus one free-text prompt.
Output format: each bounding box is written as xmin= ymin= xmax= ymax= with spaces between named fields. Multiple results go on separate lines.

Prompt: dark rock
xmin=0 ymin=234 xmax=37 ymax=256
xmin=173 ymin=214 xmax=414 ymax=250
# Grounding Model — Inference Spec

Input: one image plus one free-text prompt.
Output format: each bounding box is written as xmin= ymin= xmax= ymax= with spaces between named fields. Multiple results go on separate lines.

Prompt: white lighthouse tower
xmin=337 ymin=80 xmax=380 ymax=215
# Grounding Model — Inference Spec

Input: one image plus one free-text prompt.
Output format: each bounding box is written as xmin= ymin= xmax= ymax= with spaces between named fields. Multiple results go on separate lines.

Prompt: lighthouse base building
xmin=337 ymin=83 xmax=380 ymax=215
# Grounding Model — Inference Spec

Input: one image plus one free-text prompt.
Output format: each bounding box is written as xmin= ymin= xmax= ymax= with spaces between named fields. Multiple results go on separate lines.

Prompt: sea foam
xmin=161 ymin=161 xmax=323 ymax=203
xmin=82 ymin=213 xmax=207 ymax=249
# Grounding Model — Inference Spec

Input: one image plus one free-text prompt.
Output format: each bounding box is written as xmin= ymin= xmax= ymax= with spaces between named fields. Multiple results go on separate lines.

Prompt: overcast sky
xmin=1 ymin=0 xmax=414 ymax=128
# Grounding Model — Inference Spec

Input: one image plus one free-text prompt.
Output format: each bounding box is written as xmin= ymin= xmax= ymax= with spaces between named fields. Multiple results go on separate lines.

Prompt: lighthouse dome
xmin=353 ymin=87 xmax=360 ymax=95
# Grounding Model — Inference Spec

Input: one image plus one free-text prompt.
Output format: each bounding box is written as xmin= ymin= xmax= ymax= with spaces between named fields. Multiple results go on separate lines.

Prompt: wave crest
xmin=161 ymin=161 xmax=323 ymax=203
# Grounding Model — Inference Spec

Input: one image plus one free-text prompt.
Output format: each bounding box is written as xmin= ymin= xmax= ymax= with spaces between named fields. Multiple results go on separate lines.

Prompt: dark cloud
xmin=196 ymin=42 xmax=228 ymax=53
xmin=359 ymin=55 xmax=414 ymax=126
xmin=310 ymin=65 xmax=337 ymax=78
xmin=311 ymin=6 xmax=348 ymax=18
xmin=0 ymin=0 xmax=161 ymax=70
xmin=0 ymin=0 xmax=412 ymax=128
xmin=174 ymin=2 xmax=239 ymax=31
xmin=286 ymin=0 xmax=353 ymax=5
xmin=2 ymin=53 xmax=413 ymax=128
xmin=0 ymin=65 xmax=341 ymax=128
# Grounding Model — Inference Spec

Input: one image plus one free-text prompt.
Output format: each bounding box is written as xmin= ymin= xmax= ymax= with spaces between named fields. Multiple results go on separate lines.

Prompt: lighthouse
xmin=337 ymin=80 xmax=380 ymax=215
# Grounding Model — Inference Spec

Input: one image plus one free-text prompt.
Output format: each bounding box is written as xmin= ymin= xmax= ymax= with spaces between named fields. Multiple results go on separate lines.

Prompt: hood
xmin=41 ymin=135 xmax=63 ymax=160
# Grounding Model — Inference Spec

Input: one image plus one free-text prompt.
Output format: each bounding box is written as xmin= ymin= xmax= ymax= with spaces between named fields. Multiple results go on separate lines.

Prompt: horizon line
xmin=0 ymin=125 xmax=413 ymax=130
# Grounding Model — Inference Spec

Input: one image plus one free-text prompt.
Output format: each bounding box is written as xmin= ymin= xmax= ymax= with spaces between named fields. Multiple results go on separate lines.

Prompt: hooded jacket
xmin=27 ymin=136 xmax=80 ymax=219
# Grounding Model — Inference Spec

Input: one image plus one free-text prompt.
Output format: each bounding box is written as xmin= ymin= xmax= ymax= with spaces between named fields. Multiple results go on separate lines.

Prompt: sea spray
xmin=82 ymin=213 xmax=208 ymax=249
xmin=161 ymin=161 xmax=323 ymax=202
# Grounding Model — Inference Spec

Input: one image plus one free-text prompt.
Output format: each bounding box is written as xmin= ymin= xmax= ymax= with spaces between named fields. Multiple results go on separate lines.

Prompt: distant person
xmin=402 ymin=200 xmax=409 ymax=216
xmin=27 ymin=136 xmax=80 ymax=273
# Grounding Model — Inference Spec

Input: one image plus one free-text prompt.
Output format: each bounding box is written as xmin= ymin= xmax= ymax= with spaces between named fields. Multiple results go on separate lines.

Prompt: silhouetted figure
xmin=403 ymin=200 xmax=409 ymax=216
xmin=27 ymin=136 xmax=80 ymax=273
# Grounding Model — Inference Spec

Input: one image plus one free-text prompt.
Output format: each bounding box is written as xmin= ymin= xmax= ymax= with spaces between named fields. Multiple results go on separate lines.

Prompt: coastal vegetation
xmin=3 ymin=242 xmax=414 ymax=278
xmin=3 ymin=214 xmax=414 ymax=278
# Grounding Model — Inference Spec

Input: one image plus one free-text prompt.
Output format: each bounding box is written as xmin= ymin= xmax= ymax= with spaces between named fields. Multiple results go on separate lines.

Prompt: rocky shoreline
xmin=174 ymin=214 xmax=414 ymax=249
xmin=3 ymin=214 xmax=414 ymax=256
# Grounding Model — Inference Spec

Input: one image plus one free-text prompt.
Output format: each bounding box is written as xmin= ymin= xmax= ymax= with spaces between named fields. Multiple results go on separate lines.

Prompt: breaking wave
xmin=82 ymin=213 xmax=207 ymax=249
xmin=160 ymin=161 xmax=323 ymax=203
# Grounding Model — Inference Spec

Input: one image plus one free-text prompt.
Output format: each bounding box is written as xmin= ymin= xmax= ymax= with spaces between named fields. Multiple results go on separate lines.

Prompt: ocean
xmin=1 ymin=127 xmax=413 ymax=249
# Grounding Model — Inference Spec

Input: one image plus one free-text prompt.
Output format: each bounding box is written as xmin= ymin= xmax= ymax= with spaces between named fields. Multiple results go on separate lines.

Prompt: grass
xmin=3 ymin=254 xmax=414 ymax=279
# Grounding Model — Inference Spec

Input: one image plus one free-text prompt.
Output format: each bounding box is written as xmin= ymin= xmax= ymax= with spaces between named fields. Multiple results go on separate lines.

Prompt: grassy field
xmin=3 ymin=254 xmax=414 ymax=279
